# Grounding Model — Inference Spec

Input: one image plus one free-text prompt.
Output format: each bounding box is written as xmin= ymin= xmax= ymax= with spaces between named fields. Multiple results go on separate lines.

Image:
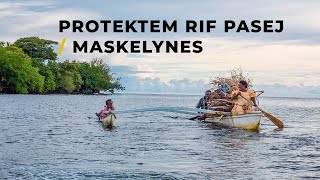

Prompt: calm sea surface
xmin=0 ymin=94 xmax=319 ymax=179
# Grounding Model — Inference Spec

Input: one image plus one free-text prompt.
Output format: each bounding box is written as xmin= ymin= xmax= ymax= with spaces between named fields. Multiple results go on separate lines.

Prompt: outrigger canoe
xmin=99 ymin=112 xmax=117 ymax=128
xmin=203 ymin=111 xmax=264 ymax=131
xmin=114 ymin=107 xmax=265 ymax=130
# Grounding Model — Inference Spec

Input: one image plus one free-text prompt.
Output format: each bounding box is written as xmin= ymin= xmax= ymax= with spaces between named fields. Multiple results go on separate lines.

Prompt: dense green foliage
xmin=0 ymin=37 xmax=124 ymax=94
xmin=14 ymin=37 xmax=58 ymax=61
xmin=0 ymin=46 xmax=44 ymax=93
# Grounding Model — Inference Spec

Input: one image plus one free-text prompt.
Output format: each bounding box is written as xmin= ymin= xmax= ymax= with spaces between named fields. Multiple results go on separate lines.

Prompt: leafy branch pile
xmin=206 ymin=68 xmax=252 ymax=112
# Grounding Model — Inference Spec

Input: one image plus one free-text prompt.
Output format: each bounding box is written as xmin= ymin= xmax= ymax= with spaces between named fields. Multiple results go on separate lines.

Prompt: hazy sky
xmin=1 ymin=0 xmax=319 ymax=97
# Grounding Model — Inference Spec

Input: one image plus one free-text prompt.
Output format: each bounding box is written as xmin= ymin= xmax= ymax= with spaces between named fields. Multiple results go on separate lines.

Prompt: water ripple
xmin=0 ymin=94 xmax=319 ymax=179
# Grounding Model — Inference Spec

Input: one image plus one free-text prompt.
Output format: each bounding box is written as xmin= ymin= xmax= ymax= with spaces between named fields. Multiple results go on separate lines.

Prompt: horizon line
xmin=114 ymin=92 xmax=320 ymax=99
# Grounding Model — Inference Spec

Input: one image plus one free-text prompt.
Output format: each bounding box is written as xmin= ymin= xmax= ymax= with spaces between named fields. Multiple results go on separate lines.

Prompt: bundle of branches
xmin=206 ymin=68 xmax=252 ymax=112
xmin=206 ymin=89 xmax=233 ymax=112
xmin=210 ymin=68 xmax=252 ymax=93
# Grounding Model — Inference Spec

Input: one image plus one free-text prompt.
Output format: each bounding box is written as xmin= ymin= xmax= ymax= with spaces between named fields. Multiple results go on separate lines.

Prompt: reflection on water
xmin=0 ymin=94 xmax=319 ymax=179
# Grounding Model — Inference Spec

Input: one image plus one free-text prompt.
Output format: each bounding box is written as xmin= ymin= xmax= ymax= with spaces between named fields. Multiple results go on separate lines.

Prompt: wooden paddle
xmin=240 ymin=94 xmax=284 ymax=128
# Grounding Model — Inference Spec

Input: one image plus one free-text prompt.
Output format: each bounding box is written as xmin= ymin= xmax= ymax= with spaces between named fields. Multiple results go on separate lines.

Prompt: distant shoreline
xmin=0 ymin=92 xmax=319 ymax=99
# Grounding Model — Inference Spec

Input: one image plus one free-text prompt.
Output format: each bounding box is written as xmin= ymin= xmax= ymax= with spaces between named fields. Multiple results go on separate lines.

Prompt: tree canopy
xmin=0 ymin=46 xmax=44 ymax=93
xmin=14 ymin=36 xmax=58 ymax=61
xmin=0 ymin=37 xmax=124 ymax=94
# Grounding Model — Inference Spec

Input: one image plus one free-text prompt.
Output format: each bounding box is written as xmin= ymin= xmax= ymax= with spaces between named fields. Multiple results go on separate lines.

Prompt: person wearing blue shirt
xmin=220 ymin=84 xmax=229 ymax=93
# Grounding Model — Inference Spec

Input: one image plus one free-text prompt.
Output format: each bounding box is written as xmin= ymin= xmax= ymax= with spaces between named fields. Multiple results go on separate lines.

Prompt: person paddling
xmin=230 ymin=80 xmax=257 ymax=115
xmin=96 ymin=99 xmax=115 ymax=118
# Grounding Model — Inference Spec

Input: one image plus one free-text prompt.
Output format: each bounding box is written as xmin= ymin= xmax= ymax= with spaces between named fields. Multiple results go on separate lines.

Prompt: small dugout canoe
xmin=99 ymin=113 xmax=117 ymax=128
xmin=203 ymin=112 xmax=264 ymax=131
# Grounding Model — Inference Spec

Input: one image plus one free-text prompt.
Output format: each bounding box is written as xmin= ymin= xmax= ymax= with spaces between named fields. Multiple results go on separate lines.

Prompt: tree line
xmin=0 ymin=37 xmax=124 ymax=94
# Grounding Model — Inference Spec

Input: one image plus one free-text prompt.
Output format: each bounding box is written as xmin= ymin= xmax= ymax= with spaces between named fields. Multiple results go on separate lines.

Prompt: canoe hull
xmin=100 ymin=113 xmax=116 ymax=128
xmin=204 ymin=112 xmax=263 ymax=130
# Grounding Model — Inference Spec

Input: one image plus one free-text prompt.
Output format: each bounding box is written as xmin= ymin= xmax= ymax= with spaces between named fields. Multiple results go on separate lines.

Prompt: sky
xmin=1 ymin=0 xmax=319 ymax=97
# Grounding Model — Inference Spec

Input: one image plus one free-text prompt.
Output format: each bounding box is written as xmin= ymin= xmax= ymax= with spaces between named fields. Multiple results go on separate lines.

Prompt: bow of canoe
xmin=100 ymin=113 xmax=117 ymax=128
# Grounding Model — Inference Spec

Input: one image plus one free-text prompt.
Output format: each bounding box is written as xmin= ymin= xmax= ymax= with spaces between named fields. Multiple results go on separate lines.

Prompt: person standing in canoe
xmin=230 ymin=80 xmax=257 ymax=115
xmin=96 ymin=99 xmax=115 ymax=118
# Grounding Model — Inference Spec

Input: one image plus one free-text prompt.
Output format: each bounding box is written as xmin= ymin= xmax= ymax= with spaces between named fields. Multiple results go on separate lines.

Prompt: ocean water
xmin=0 ymin=94 xmax=319 ymax=179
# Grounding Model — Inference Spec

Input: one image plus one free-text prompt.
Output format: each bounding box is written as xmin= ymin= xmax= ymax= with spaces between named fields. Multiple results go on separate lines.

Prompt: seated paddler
xmin=230 ymin=80 xmax=257 ymax=115
xmin=96 ymin=99 xmax=115 ymax=118
xmin=196 ymin=90 xmax=211 ymax=109
xmin=189 ymin=90 xmax=211 ymax=120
